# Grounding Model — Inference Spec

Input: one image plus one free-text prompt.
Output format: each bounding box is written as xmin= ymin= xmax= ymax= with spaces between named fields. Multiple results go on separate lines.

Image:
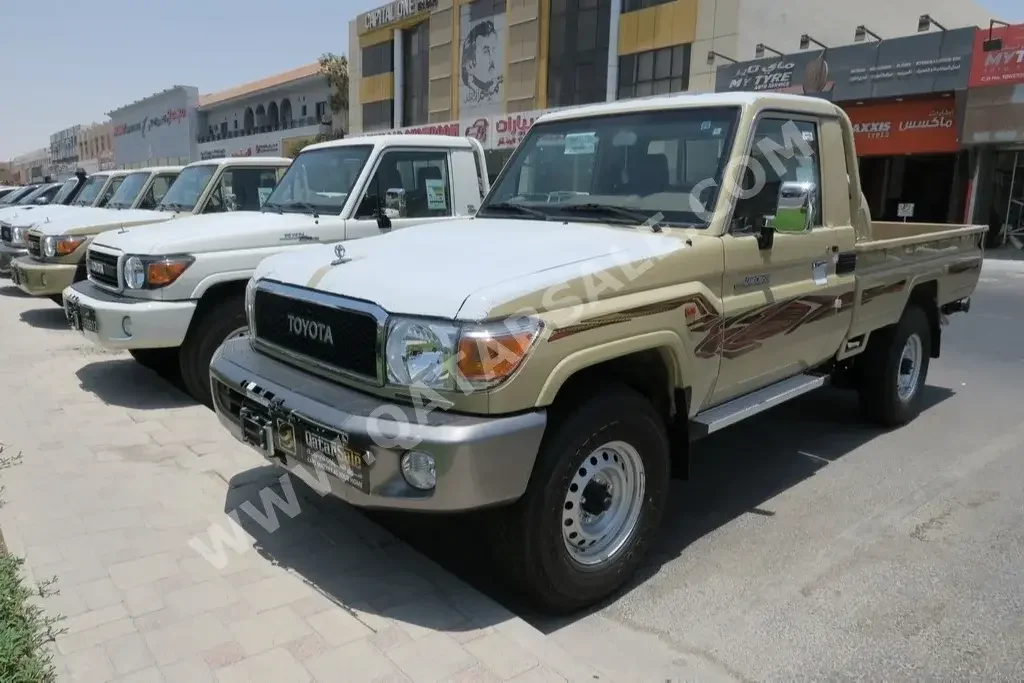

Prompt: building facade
xmin=78 ymin=121 xmax=115 ymax=172
xmin=8 ymin=148 xmax=49 ymax=184
xmin=108 ymin=86 xmax=201 ymax=169
xmin=347 ymin=0 xmax=995 ymax=178
xmin=196 ymin=63 xmax=336 ymax=160
xmin=48 ymin=125 xmax=81 ymax=180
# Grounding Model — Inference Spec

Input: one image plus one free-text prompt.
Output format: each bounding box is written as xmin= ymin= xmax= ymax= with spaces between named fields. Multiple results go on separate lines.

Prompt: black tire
xmin=179 ymin=295 xmax=246 ymax=408
xmin=129 ymin=348 xmax=179 ymax=375
xmin=858 ymin=305 xmax=931 ymax=427
xmin=492 ymin=385 xmax=670 ymax=614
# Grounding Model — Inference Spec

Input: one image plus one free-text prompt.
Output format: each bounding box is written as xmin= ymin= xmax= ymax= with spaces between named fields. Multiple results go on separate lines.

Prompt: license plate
xmin=79 ymin=304 xmax=98 ymax=332
xmin=297 ymin=422 xmax=370 ymax=493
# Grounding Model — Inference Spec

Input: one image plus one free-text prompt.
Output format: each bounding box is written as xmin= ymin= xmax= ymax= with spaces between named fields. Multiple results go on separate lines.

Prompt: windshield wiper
xmin=262 ymin=202 xmax=284 ymax=215
xmin=159 ymin=202 xmax=190 ymax=213
xmin=481 ymin=202 xmax=549 ymax=220
xmin=557 ymin=203 xmax=654 ymax=225
xmin=278 ymin=201 xmax=320 ymax=218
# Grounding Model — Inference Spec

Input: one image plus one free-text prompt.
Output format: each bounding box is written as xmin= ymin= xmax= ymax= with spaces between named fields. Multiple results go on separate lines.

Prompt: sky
xmin=1 ymin=0 xmax=1021 ymax=160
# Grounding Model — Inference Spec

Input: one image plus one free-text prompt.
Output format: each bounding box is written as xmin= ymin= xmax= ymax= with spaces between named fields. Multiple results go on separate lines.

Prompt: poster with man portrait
xmin=459 ymin=0 xmax=506 ymax=117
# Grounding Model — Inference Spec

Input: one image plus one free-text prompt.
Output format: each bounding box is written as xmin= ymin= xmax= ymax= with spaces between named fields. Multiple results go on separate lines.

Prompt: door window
xmin=205 ymin=168 xmax=282 ymax=213
xmin=138 ymin=174 xmax=176 ymax=210
xmin=357 ymin=150 xmax=452 ymax=219
xmin=733 ymin=117 xmax=822 ymax=230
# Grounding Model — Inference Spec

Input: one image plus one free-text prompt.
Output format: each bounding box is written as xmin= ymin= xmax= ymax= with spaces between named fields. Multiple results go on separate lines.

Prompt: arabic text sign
xmin=363 ymin=0 xmax=438 ymax=31
xmin=716 ymin=27 xmax=976 ymax=100
xmin=845 ymin=97 xmax=959 ymax=156
xmin=969 ymin=24 xmax=1024 ymax=87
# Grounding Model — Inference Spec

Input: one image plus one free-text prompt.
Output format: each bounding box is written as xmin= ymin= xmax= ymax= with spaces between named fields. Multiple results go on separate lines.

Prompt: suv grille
xmin=253 ymin=287 xmax=380 ymax=381
xmin=27 ymin=234 xmax=40 ymax=258
xmin=87 ymin=250 xmax=119 ymax=288
xmin=0 ymin=225 xmax=10 ymax=243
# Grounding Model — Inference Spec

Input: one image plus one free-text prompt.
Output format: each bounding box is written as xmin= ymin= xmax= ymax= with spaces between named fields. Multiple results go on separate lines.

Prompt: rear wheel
xmin=493 ymin=385 xmax=670 ymax=614
xmin=858 ymin=305 xmax=931 ymax=427
xmin=179 ymin=295 xmax=246 ymax=408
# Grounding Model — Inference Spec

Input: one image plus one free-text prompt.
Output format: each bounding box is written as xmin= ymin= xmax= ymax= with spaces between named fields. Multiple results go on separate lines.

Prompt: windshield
xmin=52 ymin=178 xmax=80 ymax=205
xmin=107 ymin=172 xmax=150 ymax=209
xmin=96 ymin=176 xmax=124 ymax=207
xmin=264 ymin=146 xmax=371 ymax=215
xmin=0 ymin=187 xmax=33 ymax=205
xmin=156 ymin=165 xmax=217 ymax=212
xmin=72 ymin=175 xmax=108 ymax=206
xmin=481 ymin=106 xmax=740 ymax=227
xmin=17 ymin=185 xmax=56 ymax=205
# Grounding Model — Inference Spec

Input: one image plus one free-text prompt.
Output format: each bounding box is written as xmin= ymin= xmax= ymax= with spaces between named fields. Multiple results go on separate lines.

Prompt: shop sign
xmin=201 ymin=149 xmax=226 ymax=160
xmin=363 ymin=0 xmax=438 ymax=31
xmin=365 ymin=109 xmax=551 ymax=151
xmin=844 ymin=97 xmax=959 ymax=156
xmin=113 ymin=108 xmax=189 ymax=138
xmin=969 ymin=24 xmax=1024 ymax=87
xmin=716 ymin=27 xmax=976 ymax=101
xmin=493 ymin=112 xmax=543 ymax=150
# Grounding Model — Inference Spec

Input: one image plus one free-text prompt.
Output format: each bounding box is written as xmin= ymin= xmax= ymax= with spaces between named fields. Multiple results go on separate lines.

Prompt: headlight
xmin=43 ymin=236 xmax=56 ymax=257
xmin=245 ymin=276 xmax=258 ymax=337
xmin=385 ymin=319 xmax=460 ymax=389
xmin=383 ymin=316 xmax=543 ymax=391
xmin=123 ymin=254 xmax=194 ymax=290
xmin=10 ymin=227 xmax=23 ymax=244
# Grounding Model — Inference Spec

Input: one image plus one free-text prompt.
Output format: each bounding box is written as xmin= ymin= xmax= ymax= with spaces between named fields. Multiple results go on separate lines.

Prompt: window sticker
xmin=563 ymin=132 xmax=597 ymax=155
xmin=425 ymin=179 xmax=447 ymax=210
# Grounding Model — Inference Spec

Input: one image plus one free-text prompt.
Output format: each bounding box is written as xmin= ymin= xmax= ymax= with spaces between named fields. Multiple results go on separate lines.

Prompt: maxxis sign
xmin=969 ymin=24 xmax=1024 ymax=87
xmin=844 ymin=97 xmax=959 ymax=156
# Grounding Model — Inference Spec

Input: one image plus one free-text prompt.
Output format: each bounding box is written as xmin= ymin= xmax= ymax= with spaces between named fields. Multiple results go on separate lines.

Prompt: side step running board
xmin=689 ymin=373 xmax=828 ymax=438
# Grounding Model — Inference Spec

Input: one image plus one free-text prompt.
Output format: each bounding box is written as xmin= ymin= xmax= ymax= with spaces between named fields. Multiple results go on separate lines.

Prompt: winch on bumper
xmin=210 ymin=338 xmax=547 ymax=512
xmin=63 ymin=280 xmax=197 ymax=349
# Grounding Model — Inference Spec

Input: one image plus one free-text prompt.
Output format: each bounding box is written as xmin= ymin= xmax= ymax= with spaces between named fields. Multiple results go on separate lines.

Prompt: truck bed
xmin=847 ymin=222 xmax=986 ymax=340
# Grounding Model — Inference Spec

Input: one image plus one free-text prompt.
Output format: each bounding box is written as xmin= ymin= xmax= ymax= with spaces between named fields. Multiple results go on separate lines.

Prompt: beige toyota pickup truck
xmin=209 ymin=92 xmax=984 ymax=614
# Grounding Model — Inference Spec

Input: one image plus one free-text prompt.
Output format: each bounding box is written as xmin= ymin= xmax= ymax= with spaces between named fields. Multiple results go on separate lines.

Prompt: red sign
xmin=493 ymin=113 xmax=541 ymax=150
xmin=969 ymin=24 xmax=1024 ymax=87
xmin=844 ymin=97 xmax=959 ymax=156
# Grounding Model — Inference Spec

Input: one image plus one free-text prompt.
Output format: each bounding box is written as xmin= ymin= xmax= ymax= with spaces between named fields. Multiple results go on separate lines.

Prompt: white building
xmin=196 ymin=63 xmax=336 ymax=160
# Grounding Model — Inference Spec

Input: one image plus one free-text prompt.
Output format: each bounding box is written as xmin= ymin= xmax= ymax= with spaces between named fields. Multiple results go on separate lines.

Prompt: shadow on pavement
xmin=0 ymin=284 xmax=31 ymax=298
xmin=984 ymin=247 xmax=1024 ymax=263
xmin=75 ymin=358 xmax=195 ymax=410
xmin=224 ymin=467 xmax=512 ymax=631
xmin=20 ymin=307 xmax=70 ymax=330
xmin=367 ymin=385 xmax=956 ymax=631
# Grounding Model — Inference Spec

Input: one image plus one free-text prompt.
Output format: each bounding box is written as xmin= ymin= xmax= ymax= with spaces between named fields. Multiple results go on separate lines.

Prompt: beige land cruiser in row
xmin=209 ymin=92 xmax=985 ymax=614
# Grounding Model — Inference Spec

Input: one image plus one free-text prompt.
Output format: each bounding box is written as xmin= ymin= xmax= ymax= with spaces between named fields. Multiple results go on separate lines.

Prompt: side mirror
xmin=772 ymin=181 xmax=816 ymax=234
xmin=384 ymin=187 xmax=406 ymax=220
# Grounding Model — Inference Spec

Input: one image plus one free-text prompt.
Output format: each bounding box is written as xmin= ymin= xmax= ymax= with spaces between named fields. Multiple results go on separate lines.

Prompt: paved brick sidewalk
xmin=0 ymin=288 xmax=608 ymax=683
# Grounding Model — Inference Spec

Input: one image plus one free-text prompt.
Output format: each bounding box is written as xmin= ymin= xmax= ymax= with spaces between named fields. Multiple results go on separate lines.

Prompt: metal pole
xmin=1006 ymin=151 xmax=1019 ymax=246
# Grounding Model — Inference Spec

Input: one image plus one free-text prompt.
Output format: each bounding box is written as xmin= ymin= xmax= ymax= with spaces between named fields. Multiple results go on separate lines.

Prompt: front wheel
xmin=179 ymin=295 xmax=246 ymax=408
xmin=493 ymin=385 xmax=670 ymax=614
xmin=858 ymin=305 xmax=932 ymax=427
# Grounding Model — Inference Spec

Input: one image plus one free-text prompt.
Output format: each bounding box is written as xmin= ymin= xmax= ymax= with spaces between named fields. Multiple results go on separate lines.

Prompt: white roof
xmin=539 ymin=91 xmax=843 ymax=124
xmin=130 ymin=166 xmax=185 ymax=175
xmin=186 ymin=156 xmax=292 ymax=168
xmin=304 ymin=134 xmax=479 ymax=153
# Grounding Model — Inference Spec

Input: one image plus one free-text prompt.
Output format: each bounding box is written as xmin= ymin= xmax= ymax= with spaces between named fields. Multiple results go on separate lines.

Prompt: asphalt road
xmin=388 ymin=256 xmax=1024 ymax=682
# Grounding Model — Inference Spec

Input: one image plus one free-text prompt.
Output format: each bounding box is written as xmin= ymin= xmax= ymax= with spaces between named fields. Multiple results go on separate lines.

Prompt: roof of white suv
xmin=304 ymin=134 xmax=480 ymax=153
xmin=187 ymin=157 xmax=292 ymax=167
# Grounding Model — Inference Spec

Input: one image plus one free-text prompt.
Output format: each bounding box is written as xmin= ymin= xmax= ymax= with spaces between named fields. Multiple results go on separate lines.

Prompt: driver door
xmin=347 ymin=148 xmax=456 ymax=240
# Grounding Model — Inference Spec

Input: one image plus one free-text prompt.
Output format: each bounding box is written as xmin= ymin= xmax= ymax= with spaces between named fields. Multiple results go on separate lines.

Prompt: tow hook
xmin=940 ymin=297 xmax=971 ymax=317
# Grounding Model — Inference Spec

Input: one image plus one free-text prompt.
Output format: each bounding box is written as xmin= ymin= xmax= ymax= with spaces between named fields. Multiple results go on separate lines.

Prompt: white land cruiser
xmin=63 ymin=135 xmax=488 ymax=407
xmin=0 ymin=171 xmax=131 ymax=275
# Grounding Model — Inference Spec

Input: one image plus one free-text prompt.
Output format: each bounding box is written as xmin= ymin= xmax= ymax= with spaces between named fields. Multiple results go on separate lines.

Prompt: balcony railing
xmin=198 ymin=116 xmax=331 ymax=144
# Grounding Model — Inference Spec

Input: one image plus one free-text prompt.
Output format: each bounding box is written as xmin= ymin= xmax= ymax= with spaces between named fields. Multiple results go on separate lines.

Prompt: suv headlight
xmin=10 ymin=227 xmax=23 ymax=244
xmin=123 ymin=254 xmax=194 ymax=290
xmin=44 ymin=235 xmax=87 ymax=258
xmin=245 ymin=276 xmax=258 ymax=337
xmin=384 ymin=316 xmax=542 ymax=391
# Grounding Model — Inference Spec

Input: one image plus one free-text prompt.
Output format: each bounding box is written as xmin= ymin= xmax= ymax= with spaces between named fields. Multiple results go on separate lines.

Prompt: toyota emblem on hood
xmin=331 ymin=243 xmax=351 ymax=265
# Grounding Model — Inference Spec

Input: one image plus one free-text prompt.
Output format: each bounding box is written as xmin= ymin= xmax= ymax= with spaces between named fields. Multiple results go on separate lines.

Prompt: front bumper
xmin=10 ymin=256 xmax=80 ymax=296
xmin=0 ymin=243 xmax=28 ymax=276
xmin=210 ymin=338 xmax=547 ymax=512
xmin=62 ymin=280 xmax=197 ymax=350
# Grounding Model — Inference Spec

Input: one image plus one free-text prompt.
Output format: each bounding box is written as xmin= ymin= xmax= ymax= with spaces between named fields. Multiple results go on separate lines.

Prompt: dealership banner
xmin=969 ymin=24 xmax=1024 ymax=87
xmin=715 ymin=27 xmax=976 ymax=101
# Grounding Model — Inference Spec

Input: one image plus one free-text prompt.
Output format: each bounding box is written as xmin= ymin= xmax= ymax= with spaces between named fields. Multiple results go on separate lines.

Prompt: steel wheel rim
xmin=897 ymin=333 xmax=923 ymax=401
xmin=561 ymin=440 xmax=646 ymax=567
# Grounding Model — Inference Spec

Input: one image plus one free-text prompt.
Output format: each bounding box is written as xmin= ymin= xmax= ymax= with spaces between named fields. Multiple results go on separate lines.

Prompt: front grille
xmin=27 ymin=234 xmax=40 ymax=258
xmin=87 ymin=250 xmax=120 ymax=289
xmin=0 ymin=225 xmax=10 ymax=243
xmin=253 ymin=287 xmax=380 ymax=381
